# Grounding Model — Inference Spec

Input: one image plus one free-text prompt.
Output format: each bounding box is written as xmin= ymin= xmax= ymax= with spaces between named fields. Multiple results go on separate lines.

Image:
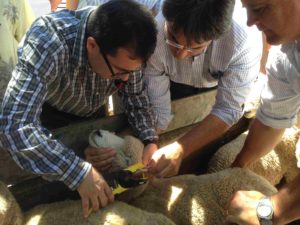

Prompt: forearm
xmin=272 ymin=173 xmax=300 ymax=225
xmin=0 ymin=124 xmax=91 ymax=190
xmin=123 ymin=71 xmax=158 ymax=141
xmin=66 ymin=0 xmax=79 ymax=10
xmin=178 ymin=114 xmax=230 ymax=158
xmin=233 ymin=119 xmax=285 ymax=167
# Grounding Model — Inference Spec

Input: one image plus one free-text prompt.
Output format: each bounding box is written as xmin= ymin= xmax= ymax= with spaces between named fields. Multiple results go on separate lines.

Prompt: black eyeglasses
xmin=100 ymin=49 xmax=142 ymax=79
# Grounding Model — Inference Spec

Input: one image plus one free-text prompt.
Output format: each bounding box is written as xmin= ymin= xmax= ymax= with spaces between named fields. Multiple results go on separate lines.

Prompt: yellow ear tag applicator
xmin=87 ymin=163 xmax=148 ymax=217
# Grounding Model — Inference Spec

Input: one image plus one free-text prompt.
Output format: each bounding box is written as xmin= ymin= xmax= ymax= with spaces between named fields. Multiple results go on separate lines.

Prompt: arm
xmin=225 ymin=173 xmax=300 ymax=225
xmin=121 ymin=70 xmax=158 ymax=142
xmin=148 ymin=114 xmax=229 ymax=177
xmin=0 ymin=30 xmax=91 ymax=190
xmin=66 ymin=0 xmax=79 ymax=10
xmin=272 ymin=173 xmax=300 ymax=224
xmin=232 ymin=119 xmax=285 ymax=167
xmin=148 ymin=24 xmax=262 ymax=177
xmin=180 ymin=114 xmax=229 ymax=158
xmin=120 ymin=71 xmax=160 ymax=165
xmin=49 ymin=0 xmax=62 ymax=12
xmin=0 ymin=25 xmax=114 ymax=216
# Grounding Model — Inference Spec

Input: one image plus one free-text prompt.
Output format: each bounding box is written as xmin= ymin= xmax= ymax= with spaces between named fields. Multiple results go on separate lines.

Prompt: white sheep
xmin=24 ymin=200 xmax=175 ymax=225
xmin=130 ymin=168 xmax=277 ymax=225
xmin=89 ymin=129 xmax=144 ymax=172
xmin=0 ymin=181 xmax=23 ymax=225
xmin=208 ymin=127 xmax=300 ymax=186
xmin=2 ymin=130 xmax=279 ymax=225
xmin=3 ymin=168 xmax=276 ymax=225
xmin=89 ymin=129 xmax=147 ymax=202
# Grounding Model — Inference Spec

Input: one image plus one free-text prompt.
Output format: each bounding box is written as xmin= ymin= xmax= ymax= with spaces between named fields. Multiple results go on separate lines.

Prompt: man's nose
xmin=120 ymin=74 xmax=129 ymax=81
xmin=247 ymin=10 xmax=258 ymax=27
xmin=174 ymin=48 xmax=189 ymax=60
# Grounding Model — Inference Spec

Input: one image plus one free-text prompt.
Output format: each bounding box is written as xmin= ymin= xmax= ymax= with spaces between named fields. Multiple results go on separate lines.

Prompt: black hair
xmin=162 ymin=0 xmax=235 ymax=44
xmin=86 ymin=0 xmax=157 ymax=62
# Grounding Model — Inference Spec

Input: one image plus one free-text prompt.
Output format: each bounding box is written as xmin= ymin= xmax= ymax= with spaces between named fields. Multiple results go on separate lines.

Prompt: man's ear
xmin=86 ymin=37 xmax=100 ymax=53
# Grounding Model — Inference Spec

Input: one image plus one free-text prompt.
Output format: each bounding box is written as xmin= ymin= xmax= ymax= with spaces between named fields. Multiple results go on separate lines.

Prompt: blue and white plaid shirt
xmin=0 ymin=7 xmax=156 ymax=190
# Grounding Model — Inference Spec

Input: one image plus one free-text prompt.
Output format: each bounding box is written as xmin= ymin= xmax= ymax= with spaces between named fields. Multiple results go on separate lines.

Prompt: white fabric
xmin=256 ymin=41 xmax=300 ymax=129
xmin=144 ymin=11 xmax=262 ymax=130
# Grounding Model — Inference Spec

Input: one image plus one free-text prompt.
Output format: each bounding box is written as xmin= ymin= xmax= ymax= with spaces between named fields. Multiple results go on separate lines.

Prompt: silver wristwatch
xmin=256 ymin=197 xmax=274 ymax=225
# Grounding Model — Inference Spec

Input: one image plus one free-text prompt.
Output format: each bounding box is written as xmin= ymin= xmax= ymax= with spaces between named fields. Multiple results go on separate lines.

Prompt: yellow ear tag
xmin=112 ymin=162 xmax=146 ymax=195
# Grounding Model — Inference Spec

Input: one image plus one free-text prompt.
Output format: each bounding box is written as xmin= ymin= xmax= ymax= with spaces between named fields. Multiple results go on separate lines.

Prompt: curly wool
xmin=0 ymin=181 xmax=23 ymax=225
xmin=131 ymin=168 xmax=277 ymax=225
xmin=208 ymin=127 xmax=300 ymax=185
xmin=24 ymin=200 xmax=175 ymax=225
xmin=89 ymin=130 xmax=147 ymax=202
xmin=89 ymin=130 xmax=144 ymax=171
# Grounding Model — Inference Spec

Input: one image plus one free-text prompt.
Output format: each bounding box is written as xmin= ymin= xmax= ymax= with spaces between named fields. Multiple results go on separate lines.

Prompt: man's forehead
xmin=241 ymin=0 xmax=269 ymax=7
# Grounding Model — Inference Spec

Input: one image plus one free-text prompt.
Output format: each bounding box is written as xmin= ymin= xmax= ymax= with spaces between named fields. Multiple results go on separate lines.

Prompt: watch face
xmin=257 ymin=205 xmax=273 ymax=218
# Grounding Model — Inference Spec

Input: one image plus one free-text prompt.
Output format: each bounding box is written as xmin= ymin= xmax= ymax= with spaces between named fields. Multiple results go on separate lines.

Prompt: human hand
xmin=142 ymin=143 xmax=158 ymax=165
xmin=77 ymin=167 xmax=114 ymax=218
xmin=224 ymin=190 xmax=265 ymax=225
xmin=147 ymin=142 xmax=184 ymax=178
xmin=84 ymin=147 xmax=116 ymax=172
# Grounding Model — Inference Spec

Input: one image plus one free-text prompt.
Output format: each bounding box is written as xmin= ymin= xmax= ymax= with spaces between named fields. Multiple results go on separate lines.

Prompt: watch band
xmin=260 ymin=219 xmax=273 ymax=225
xmin=143 ymin=139 xmax=158 ymax=146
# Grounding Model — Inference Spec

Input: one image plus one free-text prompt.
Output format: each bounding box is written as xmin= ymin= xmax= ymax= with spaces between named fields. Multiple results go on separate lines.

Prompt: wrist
xmin=271 ymin=195 xmax=284 ymax=225
xmin=143 ymin=139 xmax=158 ymax=147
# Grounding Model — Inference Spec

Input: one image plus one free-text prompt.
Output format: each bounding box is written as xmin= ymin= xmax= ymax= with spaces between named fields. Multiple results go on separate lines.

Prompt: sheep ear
xmin=96 ymin=130 xmax=103 ymax=137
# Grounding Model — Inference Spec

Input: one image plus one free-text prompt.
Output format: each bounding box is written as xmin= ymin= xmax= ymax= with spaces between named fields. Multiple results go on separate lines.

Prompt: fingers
xmin=78 ymin=168 xmax=115 ymax=218
xmin=224 ymin=215 xmax=239 ymax=225
xmin=89 ymin=151 xmax=116 ymax=163
xmin=104 ymin=183 xmax=114 ymax=203
xmin=94 ymin=163 xmax=112 ymax=172
xmin=85 ymin=147 xmax=116 ymax=157
xmin=85 ymin=148 xmax=116 ymax=171
xmin=157 ymin=163 xmax=176 ymax=178
xmin=81 ymin=196 xmax=90 ymax=218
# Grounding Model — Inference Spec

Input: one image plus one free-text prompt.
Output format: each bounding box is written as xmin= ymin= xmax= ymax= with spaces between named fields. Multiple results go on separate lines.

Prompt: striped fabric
xmin=257 ymin=41 xmax=300 ymax=128
xmin=144 ymin=12 xmax=262 ymax=130
xmin=77 ymin=0 xmax=160 ymax=11
xmin=0 ymin=7 xmax=156 ymax=190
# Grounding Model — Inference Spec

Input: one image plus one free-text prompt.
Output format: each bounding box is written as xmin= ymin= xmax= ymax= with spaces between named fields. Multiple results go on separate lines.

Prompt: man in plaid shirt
xmin=0 ymin=0 xmax=157 ymax=217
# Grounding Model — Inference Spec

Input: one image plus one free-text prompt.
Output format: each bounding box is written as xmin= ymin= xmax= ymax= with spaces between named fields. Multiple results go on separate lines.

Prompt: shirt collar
xmin=72 ymin=6 xmax=97 ymax=66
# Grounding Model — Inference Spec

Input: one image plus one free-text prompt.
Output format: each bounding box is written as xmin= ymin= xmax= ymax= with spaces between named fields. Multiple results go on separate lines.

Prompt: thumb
xmin=224 ymin=215 xmax=239 ymax=225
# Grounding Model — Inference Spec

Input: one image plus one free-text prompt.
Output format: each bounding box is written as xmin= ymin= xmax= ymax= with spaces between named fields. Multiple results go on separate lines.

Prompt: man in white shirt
xmin=144 ymin=0 xmax=262 ymax=173
xmin=225 ymin=0 xmax=300 ymax=224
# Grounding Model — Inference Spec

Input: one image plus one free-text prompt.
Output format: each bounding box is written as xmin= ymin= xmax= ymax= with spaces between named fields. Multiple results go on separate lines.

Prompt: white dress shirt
xmin=144 ymin=11 xmax=262 ymax=130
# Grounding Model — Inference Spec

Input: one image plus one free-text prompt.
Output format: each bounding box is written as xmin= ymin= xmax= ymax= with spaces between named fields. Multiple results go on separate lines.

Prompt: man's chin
xmin=264 ymin=33 xmax=282 ymax=46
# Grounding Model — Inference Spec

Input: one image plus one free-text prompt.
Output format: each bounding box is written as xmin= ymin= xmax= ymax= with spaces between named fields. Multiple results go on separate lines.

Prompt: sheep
xmin=130 ymin=168 xmax=277 ymax=225
xmin=23 ymin=168 xmax=276 ymax=225
xmin=2 ymin=130 xmax=279 ymax=225
xmin=207 ymin=127 xmax=300 ymax=186
xmin=89 ymin=129 xmax=147 ymax=202
xmin=0 ymin=181 xmax=23 ymax=225
xmin=24 ymin=200 xmax=175 ymax=225
xmin=88 ymin=129 xmax=145 ymax=173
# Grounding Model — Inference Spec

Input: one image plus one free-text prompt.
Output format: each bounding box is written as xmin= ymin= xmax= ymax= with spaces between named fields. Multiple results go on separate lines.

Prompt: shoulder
xmin=19 ymin=10 xmax=82 ymax=57
xmin=267 ymin=42 xmax=300 ymax=78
